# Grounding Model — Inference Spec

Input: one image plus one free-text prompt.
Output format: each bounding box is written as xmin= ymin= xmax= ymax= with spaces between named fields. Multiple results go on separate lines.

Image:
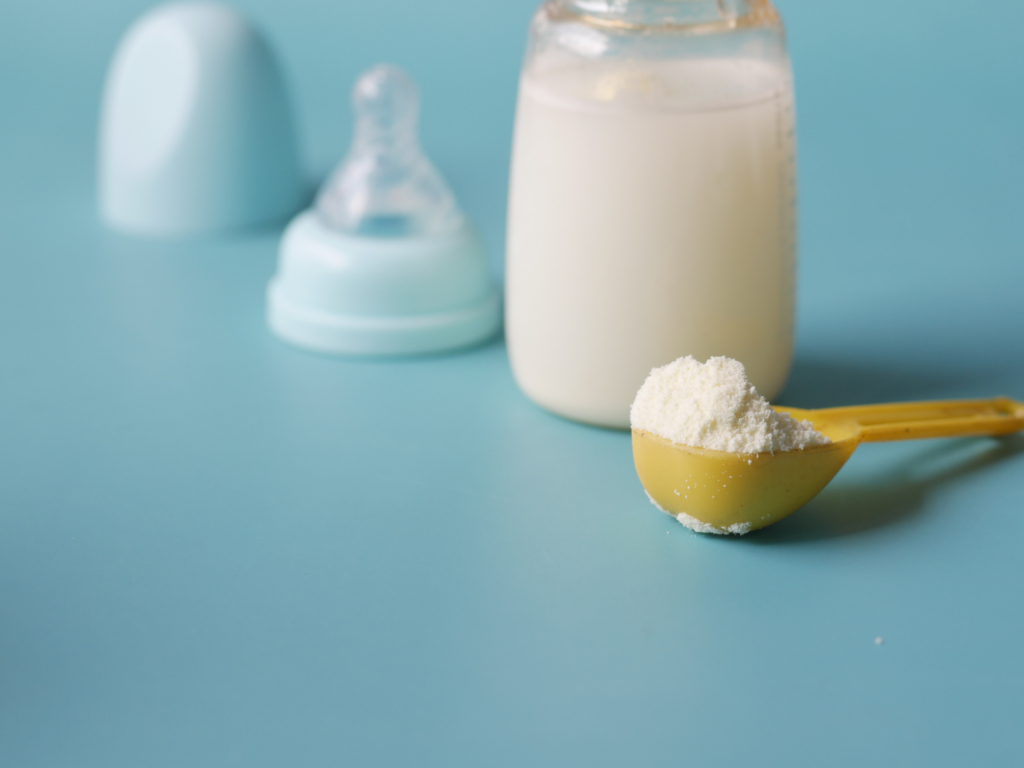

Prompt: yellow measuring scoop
xmin=633 ymin=397 xmax=1024 ymax=534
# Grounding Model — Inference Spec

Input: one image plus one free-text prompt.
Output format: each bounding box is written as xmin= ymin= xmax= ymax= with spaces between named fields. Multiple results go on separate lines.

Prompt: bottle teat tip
xmin=352 ymin=64 xmax=419 ymax=129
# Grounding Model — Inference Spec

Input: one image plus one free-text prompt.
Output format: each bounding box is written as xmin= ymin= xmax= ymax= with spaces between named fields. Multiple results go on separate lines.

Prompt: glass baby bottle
xmin=506 ymin=0 xmax=798 ymax=428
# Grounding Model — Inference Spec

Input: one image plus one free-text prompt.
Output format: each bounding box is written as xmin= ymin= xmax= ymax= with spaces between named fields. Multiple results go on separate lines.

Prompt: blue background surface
xmin=2 ymin=1 xmax=1023 ymax=765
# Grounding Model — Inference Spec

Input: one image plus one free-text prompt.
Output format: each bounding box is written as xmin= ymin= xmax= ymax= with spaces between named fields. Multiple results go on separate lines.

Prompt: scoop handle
xmin=816 ymin=397 xmax=1024 ymax=443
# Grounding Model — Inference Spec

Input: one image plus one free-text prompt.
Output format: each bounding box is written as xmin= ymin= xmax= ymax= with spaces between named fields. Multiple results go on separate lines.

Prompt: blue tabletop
xmin=2 ymin=1 xmax=1023 ymax=766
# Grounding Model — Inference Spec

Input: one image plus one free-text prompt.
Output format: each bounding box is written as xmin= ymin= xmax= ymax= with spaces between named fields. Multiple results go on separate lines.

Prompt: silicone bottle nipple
xmin=315 ymin=65 xmax=462 ymax=237
xmin=266 ymin=63 xmax=501 ymax=355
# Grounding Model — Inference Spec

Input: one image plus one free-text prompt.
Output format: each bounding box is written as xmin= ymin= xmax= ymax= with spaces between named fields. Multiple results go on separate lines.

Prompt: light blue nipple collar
xmin=267 ymin=211 xmax=500 ymax=355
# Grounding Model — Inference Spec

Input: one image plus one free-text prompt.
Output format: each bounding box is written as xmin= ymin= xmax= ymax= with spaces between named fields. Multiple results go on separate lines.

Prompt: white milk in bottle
xmin=506 ymin=1 xmax=797 ymax=428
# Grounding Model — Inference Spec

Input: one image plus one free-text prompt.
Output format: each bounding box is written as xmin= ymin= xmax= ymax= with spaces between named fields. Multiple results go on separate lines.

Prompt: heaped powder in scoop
xmin=631 ymin=356 xmax=831 ymax=536
xmin=630 ymin=356 xmax=830 ymax=454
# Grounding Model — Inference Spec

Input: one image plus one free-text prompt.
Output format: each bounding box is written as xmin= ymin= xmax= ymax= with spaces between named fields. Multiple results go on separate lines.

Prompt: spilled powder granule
xmin=645 ymin=490 xmax=752 ymax=536
xmin=630 ymin=356 xmax=830 ymax=454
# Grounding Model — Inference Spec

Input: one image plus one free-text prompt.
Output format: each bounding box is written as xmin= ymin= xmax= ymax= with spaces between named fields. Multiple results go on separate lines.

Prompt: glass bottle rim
xmin=548 ymin=0 xmax=781 ymax=35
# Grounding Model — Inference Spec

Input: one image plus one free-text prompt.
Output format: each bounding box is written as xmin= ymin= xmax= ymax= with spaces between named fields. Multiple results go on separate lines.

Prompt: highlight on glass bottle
xmin=505 ymin=0 xmax=798 ymax=429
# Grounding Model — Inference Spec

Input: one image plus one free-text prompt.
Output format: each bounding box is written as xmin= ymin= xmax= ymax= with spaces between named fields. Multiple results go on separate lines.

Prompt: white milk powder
xmin=506 ymin=58 xmax=797 ymax=428
xmin=632 ymin=356 xmax=829 ymax=535
xmin=645 ymin=491 xmax=754 ymax=537
xmin=630 ymin=356 xmax=829 ymax=454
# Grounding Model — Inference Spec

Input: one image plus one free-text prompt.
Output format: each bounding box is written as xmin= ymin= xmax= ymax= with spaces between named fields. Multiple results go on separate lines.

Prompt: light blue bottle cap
xmin=267 ymin=65 xmax=501 ymax=355
xmin=98 ymin=3 xmax=304 ymax=237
